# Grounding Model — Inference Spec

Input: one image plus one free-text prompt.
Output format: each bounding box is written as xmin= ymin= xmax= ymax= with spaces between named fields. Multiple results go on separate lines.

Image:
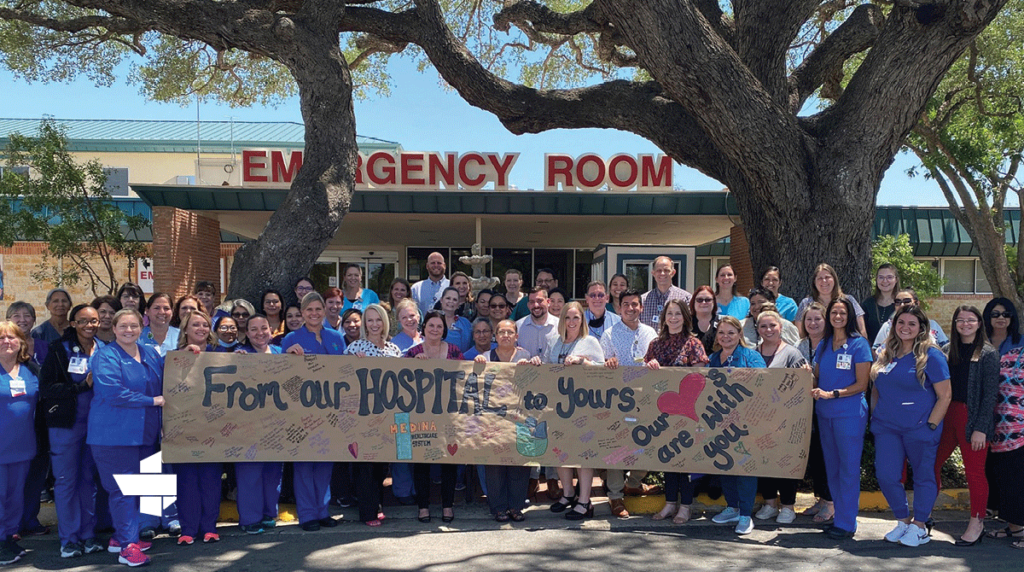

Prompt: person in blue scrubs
xmin=811 ymin=297 xmax=872 ymax=540
xmin=760 ymin=266 xmax=798 ymax=322
xmin=706 ymin=316 xmax=766 ymax=535
xmin=234 ymin=315 xmax=283 ymax=535
xmin=870 ymin=305 xmax=951 ymax=547
xmin=283 ymin=292 xmax=345 ymax=531
xmin=39 ymin=305 xmax=106 ymax=558
xmin=714 ymin=264 xmax=750 ymax=319
xmin=0 ymin=321 xmax=40 ymax=566
xmin=439 ymin=287 xmax=473 ymax=353
xmin=140 ymin=293 xmax=179 ymax=358
xmin=87 ymin=309 xmax=164 ymax=567
xmin=172 ymin=311 xmax=223 ymax=546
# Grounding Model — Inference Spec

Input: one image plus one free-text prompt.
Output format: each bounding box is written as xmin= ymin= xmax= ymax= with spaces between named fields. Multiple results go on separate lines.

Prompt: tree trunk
xmin=964 ymin=208 xmax=1024 ymax=312
xmin=226 ymin=13 xmax=357 ymax=304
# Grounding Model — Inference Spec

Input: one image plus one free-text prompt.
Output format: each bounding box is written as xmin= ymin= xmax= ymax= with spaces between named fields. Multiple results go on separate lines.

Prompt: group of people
xmin=1 ymin=254 xmax=1023 ymax=567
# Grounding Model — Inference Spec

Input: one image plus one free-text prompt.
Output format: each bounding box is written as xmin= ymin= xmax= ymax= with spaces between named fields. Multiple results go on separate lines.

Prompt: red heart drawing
xmin=447 ymin=443 xmax=458 ymax=456
xmin=348 ymin=442 xmax=358 ymax=459
xmin=657 ymin=373 xmax=706 ymax=421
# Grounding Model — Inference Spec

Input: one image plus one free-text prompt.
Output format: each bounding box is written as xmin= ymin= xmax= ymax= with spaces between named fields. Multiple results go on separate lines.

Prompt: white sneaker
xmin=712 ymin=507 xmax=741 ymax=524
xmin=735 ymin=516 xmax=754 ymax=535
xmin=776 ymin=507 xmax=797 ymax=524
xmin=898 ymin=524 xmax=930 ymax=547
xmin=884 ymin=521 xmax=910 ymax=543
xmin=755 ymin=504 xmax=780 ymax=520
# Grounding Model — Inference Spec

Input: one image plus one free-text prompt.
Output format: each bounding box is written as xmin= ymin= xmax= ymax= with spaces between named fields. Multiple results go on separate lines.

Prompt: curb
xmin=623 ymin=489 xmax=973 ymax=515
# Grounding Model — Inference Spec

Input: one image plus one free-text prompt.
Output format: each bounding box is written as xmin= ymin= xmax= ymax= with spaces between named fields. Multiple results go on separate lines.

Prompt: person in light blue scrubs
xmin=714 ymin=264 xmax=750 ymax=319
xmin=811 ymin=298 xmax=872 ymax=540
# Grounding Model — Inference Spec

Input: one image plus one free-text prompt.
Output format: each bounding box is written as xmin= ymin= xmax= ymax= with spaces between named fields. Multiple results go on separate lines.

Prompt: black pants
xmin=414 ymin=464 xmax=456 ymax=510
xmin=484 ymin=465 xmax=530 ymax=514
xmin=664 ymin=472 xmax=695 ymax=504
xmin=990 ymin=446 xmax=1024 ymax=526
xmin=758 ymin=477 xmax=798 ymax=505
xmin=806 ymin=412 xmax=832 ymax=501
xmin=355 ymin=463 xmax=386 ymax=522
xmin=330 ymin=462 xmax=355 ymax=503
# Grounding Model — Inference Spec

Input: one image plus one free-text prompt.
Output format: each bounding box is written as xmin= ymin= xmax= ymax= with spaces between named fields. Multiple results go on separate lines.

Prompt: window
xmin=694 ymin=257 xmax=729 ymax=289
xmin=941 ymin=259 xmax=991 ymax=294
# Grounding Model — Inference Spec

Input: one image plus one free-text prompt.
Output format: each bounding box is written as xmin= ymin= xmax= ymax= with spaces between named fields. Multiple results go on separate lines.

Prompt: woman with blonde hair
xmin=796 ymin=263 xmax=867 ymax=338
xmin=870 ymin=304 xmax=951 ymax=547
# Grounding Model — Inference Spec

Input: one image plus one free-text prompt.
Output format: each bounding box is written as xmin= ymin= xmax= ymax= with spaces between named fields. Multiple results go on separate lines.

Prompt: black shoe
xmin=442 ymin=509 xmax=455 ymax=524
xmin=139 ymin=526 xmax=156 ymax=540
xmin=825 ymin=526 xmax=855 ymax=540
xmin=925 ymin=518 xmax=935 ymax=536
xmin=300 ymin=521 xmax=321 ymax=532
xmin=495 ymin=512 xmax=510 ymax=522
xmin=550 ymin=495 xmax=577 ymax=513
xmin=955 ymin=534 xmax=983 ymax=547
xmin=418 ymin=513 xmax=431 ymax=523
xmin=318 ymin=517 xmax=338 ymax=528
xmin=0 ymin=540 xmax=21 ymax=566
xmin=565 ymin=501 xmax=593 ymax=521
xmin=509 ymin=510 xmax=526 ymax=522
xmin=19 ymin=525 xmax=49 ymax=537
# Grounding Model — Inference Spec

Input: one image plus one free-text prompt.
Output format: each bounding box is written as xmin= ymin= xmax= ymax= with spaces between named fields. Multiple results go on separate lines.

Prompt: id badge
xmin=10 ymin=376 xmax=26 ymax=398
xmin=68 ymin=356 xmax=88 ymax=375
xmin=881 ymin=362 xmax=896 ymax=374
xmin=652 ymin=314 xmax=659 ymax=324
xmin=836 ymin=353 xmax=852 ymax=370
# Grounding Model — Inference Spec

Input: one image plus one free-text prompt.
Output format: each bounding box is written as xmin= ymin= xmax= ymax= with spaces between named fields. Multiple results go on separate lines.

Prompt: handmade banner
xmin=161 ymin=353 xmax=813 ymax=478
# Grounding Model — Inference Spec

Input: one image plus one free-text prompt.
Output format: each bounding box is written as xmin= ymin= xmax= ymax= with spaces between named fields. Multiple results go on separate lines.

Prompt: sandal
xmin=802 ymin=499 xmax=825 ymax=516
xmin=494 ymin=512 xmax=510 ymax=523
xmin=673 ymin=505 xmax=691 ymax=525
xmin=813 ymin=502 xmax=835 ymax=524
xmin=652 ymin=502 xmax=678 ymax=521
xmin=986 ymin=526 xmax=1024 ymax=539
xmin=509 ymin=510 xmax=525 ymax=522
xmin=1012 ymin=540 xmax=1024 ymax=550
xmin=365 ymin=519 xmax=382 ymax=527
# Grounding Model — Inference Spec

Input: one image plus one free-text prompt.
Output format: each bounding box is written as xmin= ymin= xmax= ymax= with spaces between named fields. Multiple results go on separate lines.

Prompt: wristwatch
xmin=832 ymin=389 xmax=840 ymax=399
xmin=928 ymin=422 xmax=938 ymax=431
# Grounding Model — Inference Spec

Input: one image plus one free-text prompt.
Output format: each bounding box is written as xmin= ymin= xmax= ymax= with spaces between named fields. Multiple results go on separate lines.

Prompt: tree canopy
xmin=0 ymin=1 xmax=1010 ymax=302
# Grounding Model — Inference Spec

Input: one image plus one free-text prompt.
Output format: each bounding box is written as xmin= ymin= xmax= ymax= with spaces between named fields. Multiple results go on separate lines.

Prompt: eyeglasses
xmin=991 ymin=311 xmax=1014 ymax=318
xmin=954 ymin=318 xmax=979 ymax=325
xmin=894 ymin=298 xmax=915 ymax=305
xmin=231 ymin=312 xmax=250 ymax=318
xmin=586 ymin=292 xmax=607 ymax=299
xmin=75 ymin=319 xmax=100 ymax=326
xmin=877 ymin=275 xmax=897 ymax=281
xmin=218 ymin=325 xmax=238 ymax=332
xmin=694 ymin=297 xmax=715 ymax=303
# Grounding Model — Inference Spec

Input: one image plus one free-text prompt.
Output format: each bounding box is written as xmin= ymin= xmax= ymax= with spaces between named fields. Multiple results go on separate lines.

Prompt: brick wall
xmin=0 ymin=242 xmax=133 ymax=318
xmin=729 ymin=225 xmax=755 ymax=296
xmin=928 ymin=294 xmax=993 ymax=326
xmin=151 ymin=207 xmax=221 ymax=302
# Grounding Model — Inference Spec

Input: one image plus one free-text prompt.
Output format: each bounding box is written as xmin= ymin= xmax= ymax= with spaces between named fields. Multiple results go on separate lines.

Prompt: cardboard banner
xmin=161 ymin=353 xmax=813 ymax=478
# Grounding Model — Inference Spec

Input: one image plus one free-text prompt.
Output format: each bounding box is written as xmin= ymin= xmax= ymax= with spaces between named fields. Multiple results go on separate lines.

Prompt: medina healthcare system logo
xmin=114 ymin=452 xmax=177 ymax=517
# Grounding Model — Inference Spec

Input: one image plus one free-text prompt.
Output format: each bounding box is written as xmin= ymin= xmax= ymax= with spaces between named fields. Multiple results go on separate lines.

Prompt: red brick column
xmin=152 ymin=207 xmax=221 ymax=301
xmin=729 ymin=225 xmax=755 ymax=296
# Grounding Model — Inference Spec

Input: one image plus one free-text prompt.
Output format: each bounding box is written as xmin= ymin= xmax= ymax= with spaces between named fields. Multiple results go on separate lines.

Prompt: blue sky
xmin=1 ymin=56 xmax=946 ymax=206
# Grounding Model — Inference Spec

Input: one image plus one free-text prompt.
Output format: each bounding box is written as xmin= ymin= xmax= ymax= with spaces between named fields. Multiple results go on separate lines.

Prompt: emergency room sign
xmin=241 ymin=150 xmax=673 ymax=192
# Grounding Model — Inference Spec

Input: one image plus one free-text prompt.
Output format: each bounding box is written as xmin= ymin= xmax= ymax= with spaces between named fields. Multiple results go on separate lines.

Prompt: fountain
xmin=459 ymin=243 xmax=499 ymax=296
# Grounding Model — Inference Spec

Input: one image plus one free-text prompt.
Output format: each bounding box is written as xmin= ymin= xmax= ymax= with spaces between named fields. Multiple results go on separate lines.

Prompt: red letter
xmin=367 ymin=151 xmax=397 ymax=186
xmin=545 ymin=154 xmax=574 ymax=190
xmin=575 ymin=154 xmax=606 ymax=190
xmin=400 ymin=152 xmax=426 ymax=186
xmin=486 ymin=153 xmax=519 ymax=189
xmin=608 ymin=154 xmax=639 ymax=190
xmin=271 ymin=150 xmax=303 ymax=183
xmin=242 ymin=150 xmax=267 ymax=183
xmin=355 ymin=153 xmax=365 ymax=185
xmin=458 ymin=153 xmax=487 ymax=189
xmin=428 ymin=153 xmax=456 ymax=188
xmin=640 ymin=155 xmax=672 ymax=189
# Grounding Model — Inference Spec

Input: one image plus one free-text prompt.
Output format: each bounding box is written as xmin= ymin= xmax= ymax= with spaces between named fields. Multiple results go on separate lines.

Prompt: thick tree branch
xmin=493 ymin=1 xmax=605 ymax=36
xmin=788 ymin=3 xmax=884 ymax=112
xmin=733 ymin=0 xmax=820 ymax=105
xmin=693 ymin=0 xmax=734 ymax=47
xmin=593 ymin=0 xmax=812 ymax=202
xmin=0 ymin=6 xmax=149 ymax=53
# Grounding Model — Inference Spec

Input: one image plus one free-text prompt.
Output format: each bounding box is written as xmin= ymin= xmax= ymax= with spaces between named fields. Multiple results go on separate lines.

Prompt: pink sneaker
xmin=118 ymin=543 xmax=150 ymax=567
xmin=108 ymin=539 xmax=152 ymax=553
xmin=203 ymin=532 xmax=220 ymax=543
xmin=177 ymin=535 xmax=195 ymax=546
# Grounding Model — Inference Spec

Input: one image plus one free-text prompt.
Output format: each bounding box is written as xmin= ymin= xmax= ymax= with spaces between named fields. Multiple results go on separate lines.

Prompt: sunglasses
xmin=894 ymin=298 xmax=915 ymax=305
xmin=991 ymin=311 xmax=1014 ymax=319
xmin=489 ymin=304 xmax=508 ymax=309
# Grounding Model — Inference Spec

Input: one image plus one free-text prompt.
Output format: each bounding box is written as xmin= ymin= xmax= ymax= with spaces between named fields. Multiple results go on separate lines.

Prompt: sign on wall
xmin=161 ymin=353 xmax=812 ymax=478
xmin=137 ymin=258 xmax=153 ymax=293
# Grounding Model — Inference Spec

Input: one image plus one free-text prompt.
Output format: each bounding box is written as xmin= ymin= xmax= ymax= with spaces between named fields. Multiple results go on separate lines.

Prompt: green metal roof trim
xmin=131 ymin=186 xmax=741 ymax=216
xmin=873 ymin=206 xmax=1020 ymax=257
xmin=0 ymin=118 xmax=399 ymax=155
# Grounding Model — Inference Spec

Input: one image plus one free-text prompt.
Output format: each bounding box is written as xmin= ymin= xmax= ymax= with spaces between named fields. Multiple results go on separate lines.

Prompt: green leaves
xmin=0 ymin=119 xmax=150 ymax=295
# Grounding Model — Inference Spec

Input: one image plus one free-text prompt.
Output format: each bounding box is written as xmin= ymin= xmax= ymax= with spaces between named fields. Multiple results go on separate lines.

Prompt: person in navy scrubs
xmin=234 ymin=315 xmax=283 ymax=535
xmin=283 ymin=292 xmax=346 ymax=531
xmin=810 ymin=298 xmax=872 ymax=540
xmin=172 ymin=311 xmax=223 ymax=546
xmin=39 ymin=305 xmax=106 ymax=558
xmin=0 ymin=321 xmax=40 ymax=566
xmin=87 ymin=309 xmax=165 ymax=567
xmin=870 ymin=305 xmax=951 ymax=547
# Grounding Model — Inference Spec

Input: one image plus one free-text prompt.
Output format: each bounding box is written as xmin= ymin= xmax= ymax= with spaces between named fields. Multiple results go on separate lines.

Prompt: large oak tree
xmin=0 ymin=0 xmax=1009 ymax=301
